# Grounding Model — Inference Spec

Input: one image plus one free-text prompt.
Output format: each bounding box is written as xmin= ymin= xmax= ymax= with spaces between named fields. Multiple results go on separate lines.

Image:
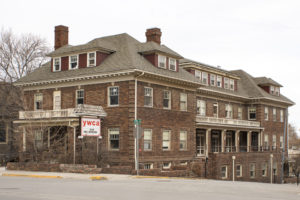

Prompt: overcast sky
xmin=1 ymin=0 xmax=300 ymax=134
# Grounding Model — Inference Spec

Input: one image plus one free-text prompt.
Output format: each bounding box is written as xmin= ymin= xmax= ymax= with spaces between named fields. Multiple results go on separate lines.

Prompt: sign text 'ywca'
xmin=81 ymin=118 xmax=101 ymax=136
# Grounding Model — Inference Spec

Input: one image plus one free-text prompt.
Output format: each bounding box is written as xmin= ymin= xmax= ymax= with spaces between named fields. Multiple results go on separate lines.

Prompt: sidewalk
xmin=0 ymin=167 xmax=132 ymax=181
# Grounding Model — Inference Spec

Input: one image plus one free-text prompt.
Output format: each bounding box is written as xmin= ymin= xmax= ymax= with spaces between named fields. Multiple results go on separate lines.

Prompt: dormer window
xmin=158 ymin=55 xmax=166 ymax=69
xmin=53 ymin=58 xmax=61 ymax=72
xmin=217 ymin=76 xmax=222 ymax=88
xmin=275 ymin=87 xmax=280 ymax=96
xmin=88 ymin=52 xmax=96 ymax=67
xmin=270 ymin=86 xmax=275 ymax=95
xmin=210 ymin=74 xmax=216 ymax=86
xmin=169 ymin=58 xmax=176 ymax=71
xmin=195 ymin=70 xmax=201 ymax=80
xmin=230 ymin=79 xmax=234 ymax=90
xmin=69 ymin=55 xmax=78 ymax=69
xmin=224 ymin=78 xmax=229 ymax=89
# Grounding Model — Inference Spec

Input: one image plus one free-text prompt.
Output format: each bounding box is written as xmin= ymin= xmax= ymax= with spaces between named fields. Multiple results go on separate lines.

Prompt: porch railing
xmin=19 ymin=109 xmax=77 ymax=119
xmin=196 ymin=116 xmax=260 ymax=127
xmin=210 ymin=145 xmax=281 ymax=153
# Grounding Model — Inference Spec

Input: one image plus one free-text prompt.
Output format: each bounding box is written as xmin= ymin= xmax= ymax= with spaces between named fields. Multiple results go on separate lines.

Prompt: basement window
xmin=249 ymin=163 xmax=255 ymax=178
xmin=262 ymin=163 xmax=267 ymax=177
xmin=144 ymin=163 xmax=153 ymax=170
xmin=163 ymin=162 xmax=171 ymax=169
xmin=236 ymin=165 xmax=242 ymax=177
xmin=69 ymin=55 xmax=78 ymax=69
xmin=109 ymin=128 xmax=119 ymax=150
xmin=221 ymin=166 xmax=228 ymax=179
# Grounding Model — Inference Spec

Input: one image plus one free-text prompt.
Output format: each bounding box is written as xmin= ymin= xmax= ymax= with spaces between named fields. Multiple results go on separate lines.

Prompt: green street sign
xmin=134 ymin=119 xmax=142 ymax=125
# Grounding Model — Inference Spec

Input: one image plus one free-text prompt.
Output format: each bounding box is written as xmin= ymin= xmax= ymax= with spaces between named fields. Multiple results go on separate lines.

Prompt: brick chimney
xmin=54 ymin=25 xmax=69 ymax=50
xmin=146 ymin=28 xmax=162 ymax=45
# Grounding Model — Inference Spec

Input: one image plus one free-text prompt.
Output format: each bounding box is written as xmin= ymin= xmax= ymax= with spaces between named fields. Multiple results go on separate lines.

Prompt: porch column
xmin=258 ymin=131 xmax=261 ymax=152
xmin=235 ymin=130 xmax=240 ymax=152
xmin=247 ymin=131 xmax=252 ymax=152
xmin=47 ymin=127 xmax=50 ymax=149
xmin=206 ymin=129 xmax=211 ymax=157
xmin=221 ymin=130 xmax=226 ymax=153
xmin=22 ymin=127 xmax=26 ymax=152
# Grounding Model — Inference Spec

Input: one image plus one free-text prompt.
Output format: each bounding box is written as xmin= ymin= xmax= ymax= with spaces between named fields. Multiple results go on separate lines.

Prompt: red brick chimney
xmin=55 ymin=25 xmax=69 ymax=50
xmin=146 ymin=28 xmax=162 ymax=45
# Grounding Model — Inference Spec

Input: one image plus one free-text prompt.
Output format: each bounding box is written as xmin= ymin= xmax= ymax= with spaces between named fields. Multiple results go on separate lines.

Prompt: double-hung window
xmin=195 ymin=70 xmax=201 ymax=81
xmin=275 ymin=87 xmax=280 ymax=96
xmin=273 ymin=162 xmax=277 ymax=175
xmin=229 ymin=79 xmax=234 ymax=90
xmin=34 ymin=93 xmax=43 ymax=110
xmin=144 ymin=129 xmax=152 ymax=151
xmin=108 ymin=86 xmax=119 ymax=106
xmin=163 ymin=90 xmax=171 ymax=109
xmin=76 ymin=90 xmax=84 ymax=105
xmin=109 ymin=128 xmax=119 ymax=150
xmin=69 ymin=55 xmax=78 ymax=69
xmin=250 ymin=163 xmax=255 ymax=178
xmin=272 ymin=135 xmax=276 ymax=150
xmin=87 ymin=52 xmax=96 ymax=67
xmin=162 ymin=130 xmax=171 ymax=150
xmin=264 ymin=107 xmax=269 ymax=121
xmin=221 ymin=166 xmax=228 ymax=179
xmin=158 ymin=55 xmax=166 ymax=68
xmin=273 ymin=108 xmax=277 ymax=121
xmin=0 ymin=122 xmax=6 ymax=143
xmin=280 ymin=110 xmax=284 ymax=122
xmin=280 ymin=136 xmax=283 ymax=149
xmin=217 ymin=76 xmax=222 ymax=88
xmin=238 ymin=107 xmax=242 ymax=119
xmin=225 ymin=104 xmax=233 ymax=118
xmin=169 ymin=58 xmax=176 ymax=71
xmin=210 ymin=74 xmax=216 ymax=86
xmin=179 ymin=131 xmax=187 ymax=150
xmin=236 ymin=165 xmax=242 ymax=177
xmin=180 ymin=93 xmax=187 ymax=111
xmin=53 ymin=58 xmax=61 ymax=71
xmin=144 ymin=87 xmax=153 ymax=107
xmin=224 ymin=78 xmax=229 ymax=89
xmin=197 ymin=100 xmax=206 ymax=116
xmin=53 ymin=91 xmax=61 ymax=110
xmin=248 ymin=107 xmax=256 ymax=120
xmin=202 ymin=72 xmax=208 ymax=85
xmin=270 ymin=86 xmax=275 ymax=95
xmin=213 ymin=103 xmax=218 ymax=117
xmin=262 ymin=163 xmax=267 ymax=177
xmin=264 ymin=134 xmax=269 ymax=150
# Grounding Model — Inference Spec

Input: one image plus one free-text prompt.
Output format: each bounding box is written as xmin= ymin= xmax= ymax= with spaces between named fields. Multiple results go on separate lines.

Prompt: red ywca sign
xmin=81 ymin=117 xmax=101 ymax=136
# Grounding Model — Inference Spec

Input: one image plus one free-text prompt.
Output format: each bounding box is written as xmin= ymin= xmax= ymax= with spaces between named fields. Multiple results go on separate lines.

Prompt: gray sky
xmin=2 ymin=0 xmax=300 ymax=134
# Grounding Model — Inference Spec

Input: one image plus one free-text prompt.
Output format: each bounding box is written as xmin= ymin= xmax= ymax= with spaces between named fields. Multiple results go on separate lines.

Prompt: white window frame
xmin=195 ymin=70 xmax=201 ymax=81
xmin=158 ymin=55 xmax=167 ymax=69
xmin=53 ymin=57 xmax=61 ymax=72
xmin=264 ymin=107 xmax=269 ymax=121
xmin=53 ymin=91 xmax=61 ymax=110
xmin=179 ymin=130 xmax=187 ymax=150
xmin=143 ymin=129 xmax=152 ymax=151
xmin=238 ymin=107 xmax=242 ymax=120
xmin=76 ymin=89 xmax=84 ymax=106
xmin=221 ymin=166 xmax=228 ymax=179
xmin=197 ymin=100 xmax=206 ymax=116
xmin=280 ymin=136 xmax=283 ymax=149
xmin=262 ymin=163 xmax=267 ymax=177
xmin=144 ymin=87 xmax=153 ymax=107
xmin=108 ymin=128 xmax=120 ymax=150
xmin=87 ymin=52 xmax=96 ymax=67
xmin=169 ymin=58 xmax=176 ymax=71
xmin=236 ymin=164 xmax=242 ymax=177
xmin=270 ymin=86 xmax=275 ymax=95
xmin=180 ymin=93 xmax=187 ymax=111
xmin=273 ymin=108 xmax=277 ymax=121
xmin=108 ymin=86 xmax=119 ymax=107
xmin=144 ymin=163 xmax=153 ymax=170
xmin=264 ymin=134 xmax=269 ymax=150
xmin=272 ymin=135 xmax=276 ymax=149
xmin=275 ymin=87 xmax=280 ymax=96
xmin=162 ymin=130 xmax=171 ymax=151
xmin=34 ymin=93 xmax=43 ymax=110
xmin=69 ymin=55 xmax=79 ymax=70
xmin=280 ymin=110 xmax=284 ymax=122
xmin=163 ymin=162 xmax=171 ymax=169
xmin=163 ymin=90 xmax=171 ymax=109
xmin=248 ymin=107 xmax=256 ymax=120
xmin=224 ymin=77 xmax=229 ymax=89
xmin=250 ymin=163 xmax=255 ymax=178
xmin=217 ymin=76 xmax=222 ymax=88
xmin=225 ymin=104 xmax=233 ymax=119
xmin=229 ymin=79 xmax=235 ymax=90
xmin=202 ymin=72 xmax=208 ymax=85
xmin=210 ymin=74 xmax=216 ymax=86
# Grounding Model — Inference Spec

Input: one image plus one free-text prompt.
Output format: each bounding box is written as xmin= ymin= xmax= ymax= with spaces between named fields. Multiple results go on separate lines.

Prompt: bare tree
xmin=289 ymin=124 xmax=300 ymax=149
xmin=0 ymin=28 xmax=50 ymax=82
xmin=290 ymin=156 xmax=300 ymax=185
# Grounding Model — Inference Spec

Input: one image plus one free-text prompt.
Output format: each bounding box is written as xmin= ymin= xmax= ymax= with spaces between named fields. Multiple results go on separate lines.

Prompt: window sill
xmin=144 ymin=105 xmax=153 ymax=108
xmin=108 ymin=149 xmax=119 ymax=151
xmin=108 ymin=104 xmax=119 ymax=107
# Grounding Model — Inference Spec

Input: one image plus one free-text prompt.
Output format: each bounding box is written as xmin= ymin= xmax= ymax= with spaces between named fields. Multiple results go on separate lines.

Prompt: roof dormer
xmin=254 ymin=77 xmax=282 ymax=96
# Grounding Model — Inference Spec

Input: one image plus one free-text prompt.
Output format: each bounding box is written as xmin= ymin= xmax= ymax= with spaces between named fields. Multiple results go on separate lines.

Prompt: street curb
xmin=133 ymin=175 xmax=199 ymax=180
xmin=2 ymin=173 xmax=62 ymax=179
xmin=90 ymin=176 xmax=108 ymax=181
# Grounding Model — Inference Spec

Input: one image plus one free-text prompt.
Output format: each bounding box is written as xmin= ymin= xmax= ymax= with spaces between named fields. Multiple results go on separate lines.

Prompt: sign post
xmin=134 ymin=119 xmax=142 ymax=175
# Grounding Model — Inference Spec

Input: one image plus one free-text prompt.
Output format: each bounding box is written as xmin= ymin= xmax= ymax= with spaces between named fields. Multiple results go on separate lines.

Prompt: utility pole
xmin=134 ymin=119 xmax=141 ymax=175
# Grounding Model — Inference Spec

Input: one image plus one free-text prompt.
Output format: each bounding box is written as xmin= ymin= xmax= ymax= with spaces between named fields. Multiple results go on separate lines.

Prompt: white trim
xmin=108 ymin=128 xmax=120 ymax=151
xmin=53 ymin=57 xmax=61 ymax=72
xmin=236 ymin=164 xmax=242 ymax=177
xmin=169 ymin=58 xmax=176 ymax=71
xmin=107 ymin=86 xmax=119 ymax=107
xmin=69 ymin=55 xmax=79 ymax=70
xmin=75 ymin=89 xmax=84 ymax=106
xmin=180 ymin=93 xmax=187 ymax=111
xmin=221 ymin=165 xmax=228 ymax=179
xmin=158 ymin=55 xmax=167 ymax=69
xmin=53 ymin=90 xmax=61 ymax=110
xmin=87 ymin=51 xmax=96 ymax=67
xmin=162 ymin=162 xmax=171 ymax=169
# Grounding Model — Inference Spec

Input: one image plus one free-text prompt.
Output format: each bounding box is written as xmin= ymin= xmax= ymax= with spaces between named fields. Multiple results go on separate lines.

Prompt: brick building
xmin=14 ymin=25 xmax=293 ymax=182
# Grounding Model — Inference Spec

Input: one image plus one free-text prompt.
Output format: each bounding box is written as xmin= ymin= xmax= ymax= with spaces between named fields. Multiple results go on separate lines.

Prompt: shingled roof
xmin=253 ymin=77 xmax=283 ymax=87
xmin=16 ymin=33 xmax=199 ymax=85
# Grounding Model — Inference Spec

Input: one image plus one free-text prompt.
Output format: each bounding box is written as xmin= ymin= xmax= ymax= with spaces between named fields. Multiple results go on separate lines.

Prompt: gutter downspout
xmin=134 ymin=72 xmax=144 ymax=172
xmin=281 ymin=108 xmax=288 ymax=183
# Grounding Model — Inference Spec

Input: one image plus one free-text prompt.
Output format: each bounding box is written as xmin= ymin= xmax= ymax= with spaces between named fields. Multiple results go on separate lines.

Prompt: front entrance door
xmin=196 ymin=130 xmax=205 ymax=156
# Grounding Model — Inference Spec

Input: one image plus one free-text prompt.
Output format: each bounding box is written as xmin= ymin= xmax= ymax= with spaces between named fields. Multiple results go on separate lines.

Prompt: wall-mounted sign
xmin=81 ymin=117 xmax=101 ymax=137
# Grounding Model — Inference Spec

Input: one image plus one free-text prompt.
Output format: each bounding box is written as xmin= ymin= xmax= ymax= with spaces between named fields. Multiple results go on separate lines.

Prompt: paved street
xmin=0 ymin=175 xmax=300 ymax=200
